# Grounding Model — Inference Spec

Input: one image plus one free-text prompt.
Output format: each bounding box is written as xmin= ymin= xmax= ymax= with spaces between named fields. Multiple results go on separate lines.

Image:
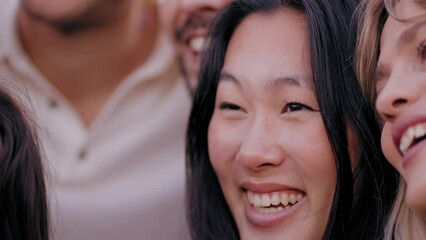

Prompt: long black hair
xmin=186 ymin=0 xmax=398 ymax=239
xmin=0 ymin=88 xmax=49 ymax=240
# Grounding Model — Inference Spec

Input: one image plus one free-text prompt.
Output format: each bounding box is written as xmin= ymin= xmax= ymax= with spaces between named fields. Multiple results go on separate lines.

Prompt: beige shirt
xmin=0 ymin=1 xmax=191 ymax=239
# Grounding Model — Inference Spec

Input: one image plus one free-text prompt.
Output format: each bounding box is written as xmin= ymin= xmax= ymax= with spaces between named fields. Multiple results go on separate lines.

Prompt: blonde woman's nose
xmin=375 ymin=71 xmax=418 ymax=122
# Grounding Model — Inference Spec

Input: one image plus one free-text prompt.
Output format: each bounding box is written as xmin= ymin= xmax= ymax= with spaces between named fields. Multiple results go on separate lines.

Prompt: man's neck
xmin=17 ymin=1 xmax=158 ymax=126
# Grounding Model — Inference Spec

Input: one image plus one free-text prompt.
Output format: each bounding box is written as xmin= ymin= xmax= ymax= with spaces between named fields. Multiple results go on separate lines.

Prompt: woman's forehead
xmin=389 ymin=0 xmax=426 ymax=19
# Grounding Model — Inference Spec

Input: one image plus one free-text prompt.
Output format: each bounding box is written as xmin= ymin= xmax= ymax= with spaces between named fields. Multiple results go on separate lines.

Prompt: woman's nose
xmin=375 ymin=70 xmax=419 ymax=122
xmin=236 ymin=117 xmax=284 ymax=172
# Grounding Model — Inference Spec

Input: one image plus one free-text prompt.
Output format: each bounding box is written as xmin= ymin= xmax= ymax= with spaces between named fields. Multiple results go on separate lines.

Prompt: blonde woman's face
xmin=376 ymin=0 xmax=426 ymax=213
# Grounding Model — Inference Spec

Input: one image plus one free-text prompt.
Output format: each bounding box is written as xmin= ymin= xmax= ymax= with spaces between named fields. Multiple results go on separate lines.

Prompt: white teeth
xmin=255 ymin=206 xmax=285 ymax=214
xmin=247 ymin=191 xmax=304 ymax=213
xmin=400 ymin=135 xmax=411 ymax=154
xmin=271 ymin=194 xmax=280 ymax=206
xmin=399 ymin=124 xmax=426 ymax=154
xmin=289 ymin=194 xmax=297 ymax=204
xmin=254 ymin=195 xmax=261 ymax=207
xmin=281 ymin=193 xmax=289 ymax=206
xmin=189 ymin=36 xmax=205 ymax=53
xmin=408 ymin=127 xmax=415 ymax=139
xmin=415 ymin=125 xmax=426 ymax=138
xmin=261 ymin=195 xmax=271 ymax=207
xmin=247 ymin=191 xmax=254 ymax=203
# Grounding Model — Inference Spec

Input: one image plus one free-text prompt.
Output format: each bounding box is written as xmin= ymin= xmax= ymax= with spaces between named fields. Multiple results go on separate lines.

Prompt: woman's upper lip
xmin=241 ymin=182 xmax=303 ymax=193
xmin=391 ymin=114 xmax=426 ymax=155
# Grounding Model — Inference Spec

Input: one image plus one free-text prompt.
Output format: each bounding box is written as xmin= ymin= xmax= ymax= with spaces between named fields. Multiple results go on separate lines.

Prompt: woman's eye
xmin=417 ymin=40 xmax=426 ymax=63
xmin=282 ymin=102 xmax=313 ymax=113
xmin=219 ymin=102 xmax=242 ymax=111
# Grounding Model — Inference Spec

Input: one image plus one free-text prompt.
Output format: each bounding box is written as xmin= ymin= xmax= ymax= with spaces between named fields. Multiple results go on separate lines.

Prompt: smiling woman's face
xmin=207 ymin=10 xmax=336 ymax=240
xmin=375 ymin=0 xmax=426 ymax=213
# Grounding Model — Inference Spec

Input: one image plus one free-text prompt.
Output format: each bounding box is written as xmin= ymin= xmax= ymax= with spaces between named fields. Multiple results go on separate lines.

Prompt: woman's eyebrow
xmin=219 ymin=70 xmax=311 ymax=90
xmin=397 ymin=19 xmax=426 ymax=48
xmin=219 ymin=71 xmax=241 ymax=87
xmin=374 ymin=63 xmax=388 ymax=85
xmin=265 ymin=76 xmax=307 ymax=90
xmin=374 ymin=20 xmax=426 ymax=85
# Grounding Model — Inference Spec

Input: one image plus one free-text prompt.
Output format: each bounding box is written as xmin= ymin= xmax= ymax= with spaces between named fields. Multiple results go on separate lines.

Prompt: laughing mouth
xmin=176 ymin=12 xmax=214 ymax=55
xmin=247 ymin=191 xmax=305 ymax=214
xmin=399 ymin=123 xmax=426 ymax=155
xmin=188 ymin=36 xmax=205 ymax=53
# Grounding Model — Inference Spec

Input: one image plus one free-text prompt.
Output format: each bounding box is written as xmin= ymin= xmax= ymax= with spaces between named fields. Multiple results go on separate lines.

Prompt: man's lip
xmin=241 ymin=182 xmax=303 ymax=193
xmin=175 ymin=10 xmax=216 ymax=44
xmin=391 ymin=114 xmax=426 ymax=156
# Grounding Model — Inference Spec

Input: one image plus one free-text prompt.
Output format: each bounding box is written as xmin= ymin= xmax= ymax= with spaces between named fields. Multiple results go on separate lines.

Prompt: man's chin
xmin=187 ymin=76 xmax=199 ymax=94
xmin=181 ymin=71 xmax=199 ymax=95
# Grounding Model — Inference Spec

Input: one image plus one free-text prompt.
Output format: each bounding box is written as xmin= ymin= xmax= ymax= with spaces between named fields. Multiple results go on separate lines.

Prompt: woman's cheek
xmin=381 ymin=122 xmax=403 ymax=173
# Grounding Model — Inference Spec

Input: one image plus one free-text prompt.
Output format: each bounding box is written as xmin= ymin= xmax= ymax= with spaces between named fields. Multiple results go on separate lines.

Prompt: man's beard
xmin=175 ymin=11 xmax=215 ymax=44
xmin=175 ymin=11 xmax=216 ymax=94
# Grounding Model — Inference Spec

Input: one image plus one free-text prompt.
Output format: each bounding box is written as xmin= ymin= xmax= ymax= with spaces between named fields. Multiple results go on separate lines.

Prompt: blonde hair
xmin=355 ymin=0 xmax=426 ymax=239
xmin=355 ymin=0 xmax=386 ymax=103
xmin=385 ymin=182 xmax=426 ymax=239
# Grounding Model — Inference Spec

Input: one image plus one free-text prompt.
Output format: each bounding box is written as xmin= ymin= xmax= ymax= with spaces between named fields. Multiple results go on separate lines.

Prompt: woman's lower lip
xmin=244 ymin=195 xmax=305 ymax=228
xmin=402 ymin=139 xmax=426 ymax=168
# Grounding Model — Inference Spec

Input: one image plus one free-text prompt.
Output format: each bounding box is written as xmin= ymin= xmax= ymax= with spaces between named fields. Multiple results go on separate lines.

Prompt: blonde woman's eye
xmin=417 ymin=40 xmax=426 ymax=62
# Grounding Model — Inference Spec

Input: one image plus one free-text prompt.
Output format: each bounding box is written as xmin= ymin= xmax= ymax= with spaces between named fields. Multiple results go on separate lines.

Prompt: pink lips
xmin=391 ymin=114 xmax=426 ymax=166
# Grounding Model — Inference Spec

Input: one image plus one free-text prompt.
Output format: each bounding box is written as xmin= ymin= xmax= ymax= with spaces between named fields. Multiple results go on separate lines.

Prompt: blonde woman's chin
xmin=405 ymin=161 xmax=426 ymax=215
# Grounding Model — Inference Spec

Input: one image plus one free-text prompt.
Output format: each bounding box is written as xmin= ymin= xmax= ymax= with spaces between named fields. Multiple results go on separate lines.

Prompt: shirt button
xmin=78 ymin=149 xmax=87 ymax=160
xmin=48 ymin=98 xmax=58 ymax=108
xmin=2 ymin=57 xmax=10 ymax=65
